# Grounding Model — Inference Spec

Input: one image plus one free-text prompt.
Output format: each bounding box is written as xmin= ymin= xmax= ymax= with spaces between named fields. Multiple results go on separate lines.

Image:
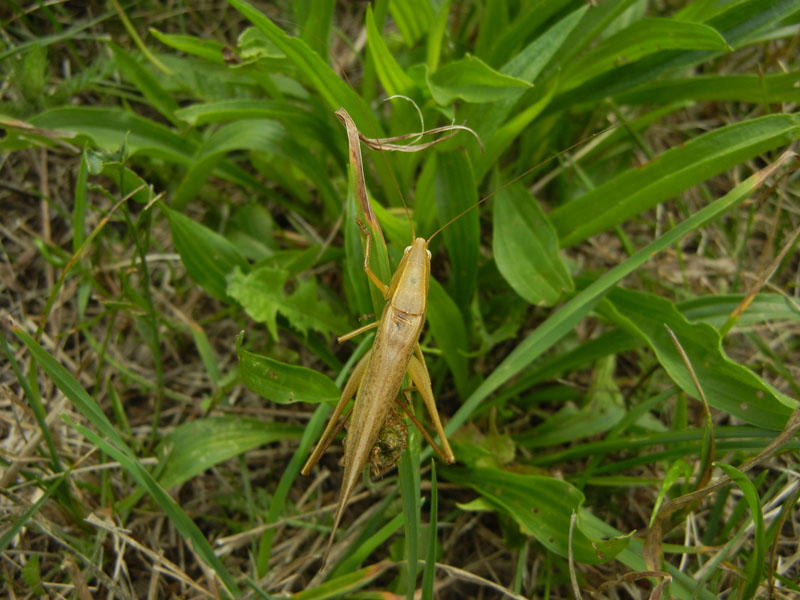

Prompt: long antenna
xmin=427 ymin=125 xmax=618 ymax=243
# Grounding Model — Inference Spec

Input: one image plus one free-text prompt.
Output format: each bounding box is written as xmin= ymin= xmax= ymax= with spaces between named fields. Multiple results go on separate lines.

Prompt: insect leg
xmin=337 ymin=320 xmax=379 ymax=343
xmin=356 ymin=218 xmax=390 ymax=297
xmin=407 ymin=348 xmax=456 ymax=464
xmin=301 ymin=349 xmax=372 ymax=475
xmin=395 ymin=391 xmax=451 ymax=464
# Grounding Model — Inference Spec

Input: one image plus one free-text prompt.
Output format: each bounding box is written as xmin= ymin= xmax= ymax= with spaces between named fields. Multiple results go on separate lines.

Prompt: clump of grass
xmin=1 ymin=1 xmax=799 ymax=598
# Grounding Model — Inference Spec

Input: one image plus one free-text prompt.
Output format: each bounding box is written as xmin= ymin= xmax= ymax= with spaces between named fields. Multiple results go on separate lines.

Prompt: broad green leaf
xmin=680 ymin=293 xmax=800 ymax=328
xmin=99 ymin=162 xmax=153 ymax=205
xmin=293 ymin=0 xmax=334 ymax=60
xmin=470 ymin=4 xmax=587 ymax=175
xmin=551 ymin=114 xmax=800 ymax=247
xmin=675 ymin=0 xmax=724 ymax=22
xmin=497 ymin=291 xmax=800 ymax=403
xmin=109 ymin=42 xmax=180 ymax=124
xmin=493 ymin=183 xmax=573 ymax=306
xmin=228 ymin=266 xmax=348 ymax=340
xmin=162 ymin=204 xmax=249 ymax=301
xmin=600 ymin=287 xmax=795 ymax=430
xmin=486 ymin=0 xmax=575 ymax=68
xmin=10 ymin=326 xmax=240 ymax=595
xmin=426 ymin=56 xmax=532 ymax=105
xmin=236 ymin=340 xmax=340 ymax=405
xmin=389 ymin=0 xmax=433 ymax=47
xmin=525 ymin=355 xmax=625 ymax=447
xmin=422 ymin=461 xmax=437 ymax=600
xmin=17 ymin=43 xmax=48 ymax=102
xmin=174 ymin=99 xmax=330 ymax=146
xmin=550 ymin=0 xmax=640 ymax=66
xmin=445 ymin=464 xmax=629 ymax=564
xmin=372 ymin=195 xmax=414 ymax=252
xmin=474 ymin=1 xmax=508 ymax=60
xmin=149 ymin=28 xmax=225 ymax=63
xmin=227 ymin=0 xmax=375 ymax=129
xmin=173 ymin=118 xmax=336 ymax=211
xmin=226 ymin=0 xmax=402 ymax=204
xmin=425 ymin=0 xmax=450 ymax=72
xmin=343 ymin=168 xmax=374 ymax=318
xmin=292 ymin=562 xmax=392 ymax=600
xmin=228 ymin=266 xmax=285 ymax=340
xmin=29 ymin=107 xmax=195 ymax=163
xmin=436 ymin=155 xmax=794 ymax=448
xmin=716 ymin=463 xmax=765 ymax=600
xmin=366 ymin=4 xmax=415 ymax=97
xmin=435 ymin=152 xmax=479 ymax=310
xmin=227 ymin=200 xmax=278 ymax=261
xmin=29 ymin=109 xmax=279 ymax=207
xmin=158 ymin=416 xmax=302 ymax=489
xmin=20 ymin=551 xmax=43 ymax=595
xmin=398 ymin=440 xmax=421 ymax=599
xmin=476 ymin=78 xmax=557 ymax=182
xmin=649 ymin=459 xmax=693 ymax=527
xmin=617 ymin=72 xmax=800 ymax=106
xmin=710 ymin=0 xmax=800 ymax=48
xmin=284 ymin=278 xmax=351 ymax=337
xmin=553 ymin=0 xmax=800 ymax=108
xmin=237 ymin=26 xmax=285 ymax=59
xmin=426 ymin=278 xmax=468 ymax=397
xmin=561 ymin=18 xmax=730 ymax=92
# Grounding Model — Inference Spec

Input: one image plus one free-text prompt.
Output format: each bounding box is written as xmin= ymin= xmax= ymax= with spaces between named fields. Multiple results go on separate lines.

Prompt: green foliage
xmin=2 ymin=0 xmax=799 ymax=597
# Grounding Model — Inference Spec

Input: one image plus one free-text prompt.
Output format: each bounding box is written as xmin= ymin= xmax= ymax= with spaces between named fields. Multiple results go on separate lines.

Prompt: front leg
xmin=357 ymin=218 xmax=390 ymax=298
xmin=407 ymin=349 xmax=456 ymax=464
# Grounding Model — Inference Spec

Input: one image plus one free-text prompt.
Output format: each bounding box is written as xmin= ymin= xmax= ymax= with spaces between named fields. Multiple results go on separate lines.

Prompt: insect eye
xmin=426 ymin=250 xmax=432 ymax=259
xmin=404 ymin=246 xmax=411 ymax=253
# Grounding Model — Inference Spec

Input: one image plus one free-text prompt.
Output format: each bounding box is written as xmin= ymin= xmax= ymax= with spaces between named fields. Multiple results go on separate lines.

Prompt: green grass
xmin=2 ymin=1 xmax=800 ymax=598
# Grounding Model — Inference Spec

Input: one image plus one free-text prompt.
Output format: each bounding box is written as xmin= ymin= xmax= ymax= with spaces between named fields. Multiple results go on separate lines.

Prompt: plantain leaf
xmin=550 ymin=114 xmax=800 ymax=247
xmin=389 ymin=0 xmax=433 ymax=46
xmin=162 ymin=204 xmax=249 ymax=301
xmin=493 ymin=183 xmax=573 ymax=306
xmin=445 ymin=462 xmax=629 ymax=564
xmin=227 ymin=0 xmax=375 ymax=129
xmin=716 ymin=463 xmax=765 ymax=600
xmin=599 ymin=287 xmax=796 ymax=430
xmin=236 ymin=338 xmax=340 ymax=404
xmin=149 ymin=28 xmax=225 ymax=63
xmin=440 ymin=154 xmax=794 ymax=445
xmin=426 ymin=278 xmax=468 ymax=397
xmin=30 ymin=107 xmax=195 ymax=163
xmin=426 ymin=55 xmax=532 ymax=105
xmin=617 ymin=72 xmax=800 ymax=105
xmin=109 ymin=42 xmax=180 ymax=124
xmin=158 ymin=416 xmax=302 ymax=489
xmin=366 ymin=4 xmax=415 ymax=97
xmin=435 ymin=152 xmax=479 ymax=311
xmin=561 ymin=18 xmax=730 ymax=92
